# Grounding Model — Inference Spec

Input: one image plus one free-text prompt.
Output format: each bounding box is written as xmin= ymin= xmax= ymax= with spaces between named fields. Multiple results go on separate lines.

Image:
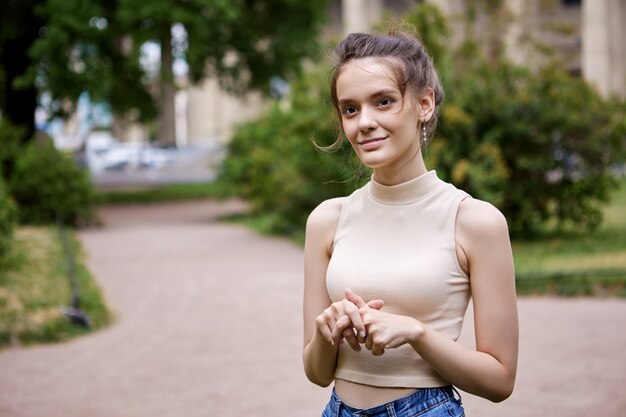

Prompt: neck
xmin=372 ymin=150 xmax=428 ymax=186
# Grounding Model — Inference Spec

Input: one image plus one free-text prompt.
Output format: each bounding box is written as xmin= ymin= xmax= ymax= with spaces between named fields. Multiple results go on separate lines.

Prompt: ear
xmin=417 ymin=88 xmax=436 ymax=122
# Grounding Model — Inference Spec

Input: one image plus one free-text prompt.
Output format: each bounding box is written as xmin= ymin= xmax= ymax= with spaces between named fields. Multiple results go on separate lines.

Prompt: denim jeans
xmin=322 ymin=386 xmax=465 ymax=417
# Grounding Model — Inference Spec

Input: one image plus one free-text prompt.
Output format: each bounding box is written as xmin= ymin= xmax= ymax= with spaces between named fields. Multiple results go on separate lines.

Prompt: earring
xmin=421 ymin=122 xmax=428 ymax=146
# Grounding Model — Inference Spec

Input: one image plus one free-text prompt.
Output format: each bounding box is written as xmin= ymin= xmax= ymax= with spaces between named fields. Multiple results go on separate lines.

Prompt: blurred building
xmin=183 ymin=0 xmax=625 ymax=147
xmin=581 ymin=0 xmax=626 ymax=98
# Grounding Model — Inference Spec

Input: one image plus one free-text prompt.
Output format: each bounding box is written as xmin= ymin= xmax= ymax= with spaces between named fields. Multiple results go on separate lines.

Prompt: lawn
xmin=513 ymin=179 xmax=626 ymax=296
xmin=0 ymin=226 xmax=111 ymax=349
xmin=95 ymin=180 xmax=229 ymax=204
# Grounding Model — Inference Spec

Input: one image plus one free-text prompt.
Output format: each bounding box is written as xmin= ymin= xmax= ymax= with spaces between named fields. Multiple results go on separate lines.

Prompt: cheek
xmin=341 ymin=120 xmax=358 ymax=141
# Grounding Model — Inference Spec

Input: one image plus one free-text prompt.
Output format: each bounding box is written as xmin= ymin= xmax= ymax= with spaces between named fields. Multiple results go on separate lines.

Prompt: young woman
xmin=303 ymin=31 xmax=518 ymax=417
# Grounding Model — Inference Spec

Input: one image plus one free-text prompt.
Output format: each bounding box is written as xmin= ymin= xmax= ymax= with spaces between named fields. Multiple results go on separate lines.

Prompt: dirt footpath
xmin=1 ymin=199 xmax=625 ymax=417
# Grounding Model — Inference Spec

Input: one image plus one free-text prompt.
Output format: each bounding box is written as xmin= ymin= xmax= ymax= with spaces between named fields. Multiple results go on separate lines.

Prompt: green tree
xmin=219 ymin=66 xmax=364 ymax=236
xmin=404 ymin=2 xmax=626 ymax=236
xmin=220 ymin=2 xmax=626 ymax=238
xmin=2 ymin=0 xmax=329 ymax=146
xmin=25 ymin=0 xmax=156 ymax=126
xmin=116 ymin=0 xmax=329 ymax=146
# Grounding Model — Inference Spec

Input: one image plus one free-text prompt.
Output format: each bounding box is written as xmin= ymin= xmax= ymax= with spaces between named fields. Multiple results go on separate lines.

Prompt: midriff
xmin=335 ymin=379 xmax=418 ymax=409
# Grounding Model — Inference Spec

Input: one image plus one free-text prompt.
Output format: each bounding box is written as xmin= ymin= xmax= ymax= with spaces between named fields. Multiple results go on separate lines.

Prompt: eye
xmin=377 ymin=97 xmax=393 ymax=107
xmin=341 ymin=106 xmax=358 ymax=117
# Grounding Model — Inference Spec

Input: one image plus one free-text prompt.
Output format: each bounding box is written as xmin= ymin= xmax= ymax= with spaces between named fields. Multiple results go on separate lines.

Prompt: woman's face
xmin=335 ymin=57 xmax=423 ymax=176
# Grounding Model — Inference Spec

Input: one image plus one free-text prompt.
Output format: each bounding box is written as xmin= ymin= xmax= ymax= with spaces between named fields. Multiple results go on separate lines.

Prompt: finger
xmin=344 ymin=288 xmax=368 ymax=309
xmin=367 ymin=299 xmax=384 ymax=310
xmin=330 ymin=315 xmax=352 ymax=343
xmin=315 ymin=315 xmax=335 ymax=346
xmin=329 ymin=314 xmax=360 ymax=350
xmin=364 ymin=333 xmax=373 ymax=351
xmin=343 ymin=302 xmax=367 ymax=340
xmin=371 ymin=335 xmax=386 ymax=356
xmin=343 ymin=299 xmax=367 ymax=338
xmin=342 ymin=328 xmax=361 ymax=351
xmin=372 ymin=346 xmax=385 ymax=356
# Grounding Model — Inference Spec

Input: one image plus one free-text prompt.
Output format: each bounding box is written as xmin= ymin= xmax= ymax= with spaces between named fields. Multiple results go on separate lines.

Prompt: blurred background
xmin=1 ymin=0 xmax=625 ymax=416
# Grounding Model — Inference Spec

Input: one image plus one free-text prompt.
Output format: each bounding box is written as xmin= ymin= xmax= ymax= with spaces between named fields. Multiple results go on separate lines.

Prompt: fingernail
xmin=330 ymin=340 xmax=334 ymax=346
xmin=359 ymin=331 xmax=366 ymax=338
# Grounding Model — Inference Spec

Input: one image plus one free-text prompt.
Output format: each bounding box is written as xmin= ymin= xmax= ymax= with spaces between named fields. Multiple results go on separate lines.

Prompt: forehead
xmin=336 ymin=58 xmax=401 ymax=99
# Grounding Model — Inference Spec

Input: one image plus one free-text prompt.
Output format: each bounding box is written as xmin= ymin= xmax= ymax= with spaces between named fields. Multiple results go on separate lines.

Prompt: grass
xmin=95 ymin=180 xmax=231 ymax=205
xmin=0 ymin=225 xmax=112 ymax=349
xmin=513 ymin=178 xmax=626 ymax=296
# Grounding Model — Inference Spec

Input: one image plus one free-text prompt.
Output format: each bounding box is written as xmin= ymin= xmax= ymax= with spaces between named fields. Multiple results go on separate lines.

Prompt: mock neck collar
xmin=367 ymin=170 xmax=442 ymax=205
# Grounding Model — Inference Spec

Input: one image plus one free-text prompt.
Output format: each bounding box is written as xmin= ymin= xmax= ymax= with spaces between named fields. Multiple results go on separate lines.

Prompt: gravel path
xmin=1 ymin=199 xmax=624 ymax=417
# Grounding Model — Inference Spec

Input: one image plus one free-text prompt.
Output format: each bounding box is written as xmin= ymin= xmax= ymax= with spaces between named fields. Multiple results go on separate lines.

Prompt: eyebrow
xmin=338 ymin=88 xmax=399 ymax=105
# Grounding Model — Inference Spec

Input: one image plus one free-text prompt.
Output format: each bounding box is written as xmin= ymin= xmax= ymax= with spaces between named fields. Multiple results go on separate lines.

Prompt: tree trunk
xmin=0 ymin=11 xmax=43 ymax=143
xmin=158 ymin=25 xmax=177 ymax=147
xmin=111 ymin=36 xmax=126 ymax=142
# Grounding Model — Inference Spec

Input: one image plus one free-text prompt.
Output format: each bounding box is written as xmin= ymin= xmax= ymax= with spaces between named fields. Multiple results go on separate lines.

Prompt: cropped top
xmin=326 ymin=170 xmax=471 ymax=388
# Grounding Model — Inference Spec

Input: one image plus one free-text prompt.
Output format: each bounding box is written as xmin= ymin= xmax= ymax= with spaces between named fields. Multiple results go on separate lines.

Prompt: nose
xmin=358 ymin=106 xmax=377 ymax=132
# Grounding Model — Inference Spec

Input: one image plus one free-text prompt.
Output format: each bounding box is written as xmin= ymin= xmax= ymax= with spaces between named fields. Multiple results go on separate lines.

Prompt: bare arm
xmin=302 ymin=198 xmax=350 ymax=386
xmin=443 ymin=198 xmax=518 ymax=400
xmin=354 ymin=198 xmax=518 ymax=402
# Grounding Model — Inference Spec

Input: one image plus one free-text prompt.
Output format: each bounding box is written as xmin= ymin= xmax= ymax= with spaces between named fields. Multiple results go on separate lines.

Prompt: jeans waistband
xmin=327 ymin=385 xmax=460 ymax=417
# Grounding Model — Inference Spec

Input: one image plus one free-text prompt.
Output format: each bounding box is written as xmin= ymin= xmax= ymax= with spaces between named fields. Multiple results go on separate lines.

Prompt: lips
xmin=358 ymin=137 xmax=387 ymax=146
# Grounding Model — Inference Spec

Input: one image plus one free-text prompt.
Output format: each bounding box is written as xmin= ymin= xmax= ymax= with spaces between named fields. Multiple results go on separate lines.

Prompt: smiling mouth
xmin=358 ymin=137 xmax=386 ymax=145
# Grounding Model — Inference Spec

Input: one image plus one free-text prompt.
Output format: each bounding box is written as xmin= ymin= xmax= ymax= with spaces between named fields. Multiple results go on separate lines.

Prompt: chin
xmin=357 ymin=156 xmax=388 ymax=170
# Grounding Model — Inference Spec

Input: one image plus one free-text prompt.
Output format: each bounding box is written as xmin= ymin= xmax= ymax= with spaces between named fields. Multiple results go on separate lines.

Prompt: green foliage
xmin=9 ymin=141 xmax=95 ymax=226
xmin=23 ymin=0 xmax=157 ymax=122
xmin=0 ymin=120 xmax=21 ymax=265
xmin=219 ymin=68 xmax=367 ymax=235
xmin=95 ymin=181 xmax=230 ymax=205
xmin=0 ymin=119 xmax=24 ymax=179
xmin=117 ymin=0 xmax=330 ymax=94
xmin=220 ymin=2 xmax=626 ymax=238
xmin=405 ymin=3 xmax=626 ymax=236
xmin=17 ymin=0 xmax=329 ymax=125
xmin=429 ymin=61 xmax=625 ymax=235
xmin=512 ymin=178 xmax=626 ymax=296
xmin=0 ymin=176 xmax=17 ymax=265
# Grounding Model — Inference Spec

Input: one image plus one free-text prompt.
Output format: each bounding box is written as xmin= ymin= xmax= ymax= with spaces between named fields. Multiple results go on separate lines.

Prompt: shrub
xmin=219 ymin=3 xmax=626 ymax=238
xmin=219 ymin=68 xmax=366 ymax=235
xmin=405 ymin=4 xmax=626 ymax=236
xmin=428 ymin=55 xmax=626 ymax=236
xmin=9 ymin=141 xmax=95 ymax=226
xmin=0 ymin=176 xmax=17 ymax=264
xmin=0 ymin=119 xmax=24 ymax=180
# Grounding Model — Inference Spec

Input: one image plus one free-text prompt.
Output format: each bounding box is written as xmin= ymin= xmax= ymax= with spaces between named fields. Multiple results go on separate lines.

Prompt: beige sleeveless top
xmin=326 ymin=170 xmax=471 ymax=388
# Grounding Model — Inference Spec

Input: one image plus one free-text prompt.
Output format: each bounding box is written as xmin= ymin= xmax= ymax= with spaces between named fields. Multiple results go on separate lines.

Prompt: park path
xmin=1 ymin=199 xmax=625 ymax=417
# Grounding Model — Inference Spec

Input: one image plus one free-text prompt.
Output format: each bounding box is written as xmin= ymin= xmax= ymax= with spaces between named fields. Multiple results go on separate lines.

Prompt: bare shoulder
xmin=306 ymin=197 xmax=346 ymax=233
xmin=456 ymin=198 xmax=514 ymax=281
xmin=305 ymin=197 xmax=346 ymax=256
xmin=457 ymin=197 xmax=510 ymax=243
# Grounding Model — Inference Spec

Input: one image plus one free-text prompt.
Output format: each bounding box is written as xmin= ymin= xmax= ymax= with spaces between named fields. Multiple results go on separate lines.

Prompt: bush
xmin=0 ymin=176 xmax=17 ymax=264
xmin=9 ymin=141 xmax=95 ymax=226
xmin=405 ymin=4 xmax=626 ymax=236
xmin=219 ymin=68 xmax=367 ymax=235
xmin=219 ymin=3 xmax=626 ymax=238
xmin=0 ymin=119 xmax=24 ymax=180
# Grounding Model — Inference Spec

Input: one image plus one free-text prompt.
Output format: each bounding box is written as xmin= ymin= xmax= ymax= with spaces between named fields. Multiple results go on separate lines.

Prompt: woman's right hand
xmin=316 ymin=288 xmax=384 ymax=351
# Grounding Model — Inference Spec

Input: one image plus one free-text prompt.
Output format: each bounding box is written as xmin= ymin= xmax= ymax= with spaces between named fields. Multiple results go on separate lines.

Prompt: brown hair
xmin=329 ymin=29 xmax=444 ymax=147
